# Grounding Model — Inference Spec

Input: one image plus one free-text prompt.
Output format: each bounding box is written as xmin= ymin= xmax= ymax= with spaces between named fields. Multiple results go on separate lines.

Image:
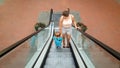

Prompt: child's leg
xmin=55 ymin=43 xmax=59 ymax=48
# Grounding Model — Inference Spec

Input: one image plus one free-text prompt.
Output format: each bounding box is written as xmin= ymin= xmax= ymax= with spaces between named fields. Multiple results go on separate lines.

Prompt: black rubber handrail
xmin=77 ymin=29 xmax=120 ymax=60
xmin=0 ymin=9 xmax=53 ymax=58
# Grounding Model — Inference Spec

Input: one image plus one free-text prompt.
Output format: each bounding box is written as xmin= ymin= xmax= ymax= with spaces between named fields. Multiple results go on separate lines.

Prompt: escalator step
xmin=43 ymin=43 xmax=76 ymax=68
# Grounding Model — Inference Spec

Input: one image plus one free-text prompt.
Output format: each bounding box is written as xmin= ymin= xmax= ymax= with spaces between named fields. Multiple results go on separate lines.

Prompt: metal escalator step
xmin=44 ymin=57 xmax=76 ymax=68
xmin=44 ymin=64 xmax=76 ymax=68
xmin=45 ymin=57 xmax=75 ymax=65
xmin=43 ymin=42 xmax=76 ymax=68
xmin=48 ymin=52 xmax=72 ymax=58
xmin=50 ymin=48 xmax=71 ymax=52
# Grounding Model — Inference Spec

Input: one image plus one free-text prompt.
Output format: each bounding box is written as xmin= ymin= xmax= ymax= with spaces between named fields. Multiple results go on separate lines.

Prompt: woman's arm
xmin=71 ymin=15 xmax=78 ymax=29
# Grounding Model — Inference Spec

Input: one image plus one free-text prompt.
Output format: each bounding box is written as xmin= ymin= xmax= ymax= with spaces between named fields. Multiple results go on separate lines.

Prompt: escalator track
xmin=43 ymin=41 xmax=76 ymax=68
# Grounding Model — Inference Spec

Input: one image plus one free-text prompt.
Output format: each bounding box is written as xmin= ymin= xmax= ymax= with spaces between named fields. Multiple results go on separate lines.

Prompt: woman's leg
xmin=66 ymin=27 xmax=72 ymax=48
xmin=62 ymin=34 xmax=66 ymax=48
xmin=66 ymin=34 xmax=71 ymax=48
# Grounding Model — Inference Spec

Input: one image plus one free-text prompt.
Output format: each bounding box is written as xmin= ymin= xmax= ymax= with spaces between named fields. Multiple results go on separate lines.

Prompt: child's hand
xmin=76 ymin=27 xmax=79 ymax=29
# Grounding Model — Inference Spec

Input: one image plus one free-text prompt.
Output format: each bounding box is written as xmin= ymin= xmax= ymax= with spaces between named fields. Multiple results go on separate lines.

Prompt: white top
xmin=62 ymin=14 xmax=73 ymax=28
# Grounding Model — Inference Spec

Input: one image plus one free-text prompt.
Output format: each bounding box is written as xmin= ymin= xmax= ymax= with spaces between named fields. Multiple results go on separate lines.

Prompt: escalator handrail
xmin=25 ymin=22 xmax=54 ymax=68
xmin=0 ymin=9 xmax=53 ymax=58
xmin=70 ymin=38 xmax=87 ymax=68
xmin=33 ymin=23 xmax=54 ymax=68
xmin=77 ymin=29 xmax=120 ymax=60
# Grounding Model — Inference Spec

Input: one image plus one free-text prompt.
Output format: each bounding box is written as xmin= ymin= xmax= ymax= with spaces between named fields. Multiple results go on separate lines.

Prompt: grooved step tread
xmin=43 ymin=42 xmax=76 ymax=68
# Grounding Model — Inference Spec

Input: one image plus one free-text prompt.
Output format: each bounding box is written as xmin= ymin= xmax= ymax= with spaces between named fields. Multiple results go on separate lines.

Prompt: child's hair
xmin=55 ymin=32 xmax=61 ymax=37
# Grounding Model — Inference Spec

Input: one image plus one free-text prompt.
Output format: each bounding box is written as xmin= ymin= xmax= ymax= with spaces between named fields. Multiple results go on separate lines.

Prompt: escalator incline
xmin=43 ymin=42 xmax=76 ymax=68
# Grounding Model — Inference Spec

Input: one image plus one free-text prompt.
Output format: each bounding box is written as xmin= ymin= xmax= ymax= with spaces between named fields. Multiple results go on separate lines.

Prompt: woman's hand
xmin=76 ymin=27 xmax=81 ymax=30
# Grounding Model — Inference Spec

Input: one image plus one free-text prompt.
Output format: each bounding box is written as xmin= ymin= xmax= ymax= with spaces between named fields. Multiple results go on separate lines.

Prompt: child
xmin=53 ymin=32 xmax=63 ymax=48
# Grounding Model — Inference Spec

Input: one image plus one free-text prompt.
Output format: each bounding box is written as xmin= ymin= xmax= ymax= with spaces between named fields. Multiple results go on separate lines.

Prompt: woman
xmin=59 ymin=9 xmax=78 ymax=48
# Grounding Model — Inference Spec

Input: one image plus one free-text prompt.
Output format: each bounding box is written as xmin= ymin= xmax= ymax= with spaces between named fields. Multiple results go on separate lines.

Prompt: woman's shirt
xmin=62 ymin=14 xmax=73 ymax=28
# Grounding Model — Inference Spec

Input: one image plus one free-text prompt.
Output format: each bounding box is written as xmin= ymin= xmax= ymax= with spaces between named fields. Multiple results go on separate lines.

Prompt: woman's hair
xmin=62 ymin=10 xmax=69 ymax=17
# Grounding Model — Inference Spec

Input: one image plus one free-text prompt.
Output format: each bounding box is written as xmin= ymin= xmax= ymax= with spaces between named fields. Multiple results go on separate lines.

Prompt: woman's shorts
xmin=62 ymin=27 xmax=72 ymax=35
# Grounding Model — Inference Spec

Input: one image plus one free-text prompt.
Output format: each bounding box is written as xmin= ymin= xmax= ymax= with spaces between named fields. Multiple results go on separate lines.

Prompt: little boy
xmin=53 ymin=32 xmax=63 ymax=48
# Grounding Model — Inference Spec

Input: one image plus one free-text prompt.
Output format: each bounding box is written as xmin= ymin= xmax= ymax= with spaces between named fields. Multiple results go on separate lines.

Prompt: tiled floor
xmin=0 ymin=0 xmax=120 ymax=52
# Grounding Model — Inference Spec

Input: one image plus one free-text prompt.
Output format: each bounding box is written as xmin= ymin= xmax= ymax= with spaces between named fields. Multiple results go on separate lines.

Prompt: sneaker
xmin=56 ymin=46 xmax=59 ymax=48
xmin=66 ymin=45 xmax=70 ymax=48
xmin=56 ymin=46 xmax=61 ymax=48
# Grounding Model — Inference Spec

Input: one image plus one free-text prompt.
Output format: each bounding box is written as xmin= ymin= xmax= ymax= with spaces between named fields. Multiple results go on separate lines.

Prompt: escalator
xmin=43 ymin=42 xmax=76 ymax=68
xmin=30 ymin=23 xmax=85 ymax=68
xmin=40 ymin=11 xmax=85 ymax=68
xmin=30 ymin=10 xmax=120 ymax=68
xmin=0 ymin=9 xmax=120 ymax=68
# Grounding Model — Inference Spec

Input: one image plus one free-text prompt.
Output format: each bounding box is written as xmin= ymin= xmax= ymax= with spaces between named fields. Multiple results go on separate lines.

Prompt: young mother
xmin=59 ymin=9 xmax=78 ymax=48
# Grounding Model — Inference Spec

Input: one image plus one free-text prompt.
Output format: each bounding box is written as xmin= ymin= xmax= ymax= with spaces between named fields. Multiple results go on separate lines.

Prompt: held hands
xmin=59 ymin=29 xmax=62 ymax=36
xmin=76 ymin=27 xmax=80 ymax=30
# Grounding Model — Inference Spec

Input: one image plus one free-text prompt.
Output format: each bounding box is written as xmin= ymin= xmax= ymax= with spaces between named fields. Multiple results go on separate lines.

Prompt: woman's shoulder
xmin=69 ymin=14 xmax=74 ymax=17
xmin=60 ymin=16 xmax=64 ymax=20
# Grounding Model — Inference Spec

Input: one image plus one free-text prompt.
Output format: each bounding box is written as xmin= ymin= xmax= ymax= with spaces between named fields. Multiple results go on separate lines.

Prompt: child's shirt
xmin=53 ymin=36 xmax=63 ymax=46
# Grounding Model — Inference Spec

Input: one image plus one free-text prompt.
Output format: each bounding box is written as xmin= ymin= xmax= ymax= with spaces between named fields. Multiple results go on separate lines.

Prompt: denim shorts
xmin=62 ymin=27 xmax=72 ymax=35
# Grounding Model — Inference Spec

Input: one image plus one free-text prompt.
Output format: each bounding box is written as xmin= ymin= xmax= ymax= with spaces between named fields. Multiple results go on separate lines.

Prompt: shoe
xmin=63 ymin=46 xmax=65 ymax=48
xmin=56 ymin=46 xmax=61 ymax=48
xmin=56 ymin=46 xmax=59 ymax=48
xmin=66 ymin=46 xmax=70 ymax=48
